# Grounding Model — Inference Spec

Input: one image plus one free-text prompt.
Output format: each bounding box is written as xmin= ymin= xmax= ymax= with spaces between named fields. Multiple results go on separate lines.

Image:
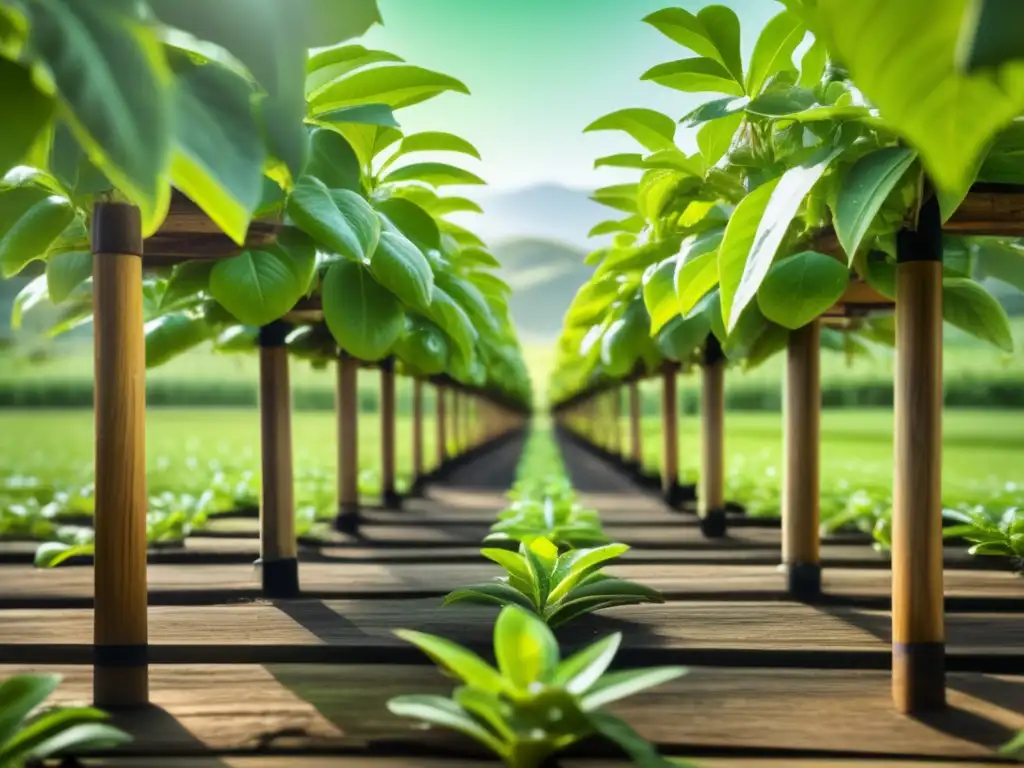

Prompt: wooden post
xmin=700 ymin=337 xmax=727 ymax=537
xmin=610 ymin=387 xmax=622 ymax=460
xmin=436 ymin=382 xmax=448 ymax=470
xmin=412 ymin=378 xmax=424 ymax=480
xmin=783 ymin=321 xmax=821 ymax=600
xmin=661 ymin=367 xmax=679 ymax=505
xmin=629 ymin=379 xmax=642 ymax=470
xmin=258 ymin=320 xmax=298 ymax=598
xmin=335 ymin=353 xmax=359 ymax=533
xmin=92 ymin=202 xmax=148 ymax=707
xmin=451 ymin=388 xmax=462 ymax=459
xmin=380 ymin=360 xmax=400 ymax=509
xmin=892 ymin=197 xmax=945 ymax=713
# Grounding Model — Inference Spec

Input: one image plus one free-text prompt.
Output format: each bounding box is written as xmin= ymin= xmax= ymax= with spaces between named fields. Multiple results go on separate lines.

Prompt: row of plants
xmin=388 ymin=427 xmax=688 ymax=766
xmin=1 ymin=0 xmax=532 ymax=421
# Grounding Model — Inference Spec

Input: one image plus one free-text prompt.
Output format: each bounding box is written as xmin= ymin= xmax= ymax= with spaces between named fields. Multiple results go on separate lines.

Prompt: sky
xmin=361 ymin=0 xmax=777 ymax=193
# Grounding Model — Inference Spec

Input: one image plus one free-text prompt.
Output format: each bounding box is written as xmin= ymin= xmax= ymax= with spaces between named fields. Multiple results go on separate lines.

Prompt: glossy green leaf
xmin=369 ymin=230 xmax=433 ymax=311
xmin=26 ymin=0 xmax=171 ymax=234
xmin=548 ymin=544 xmax=630 ymax=604
xmin=958 ymin=0 xmax=1024 ymax=72
xmin=305 ymin=127 xmax=361 ymax=193
xmin=589 ymin=216 xmax=645 ymax=238
xmin=553 ymin=634 xmax=621 ymax=694
xmin=436 ymin=271 xmax=499 ymax=333
xmin=657 ymin=309 xmax=711 ymax=361
xmin=974 ymin=240 xmax=1024 ymax=292
xmin=45 ymin=251 xmax=92 ymax=305
xmin=680 ymin=96 xmax=749 ymax=127
xmin=745 ymin=10 xmax=805 ymax=96
xmin=834 ymin=147 xmax=918 ymax=260
xmin=797 ymin=39 xmax=827 ymax=89
xmin=580 ymin=666 xmax=687 ymax=711
xmin=717 ymin=179 xmax=780 ymax=328
xmin=306 ymin=44 xmax=403 ymax=100
xmin=697 ymin=113 xmax=744 ymax=168
xmin=144 ymin=312 xmax=210 ymax=368
xmin=728 ymin=147 xmax=840 ymax=330
xmin=591 ymin=184 xmax=639 ymax=214
xmin=583 ymin=108 xmax=677 ymax=152
xmin=309 ymin=65 xmax=470 ymax=113
xmin=744 ymin=87 xmax=817 ymax=117
xmin=393 ymin=630 xmax=506 ymax=693
xmin=376 ymin=197 xmax=441 ymax=251
xmin=594 ymin=153 xmax=646 ymax=169
xmin=160 ymin=261 xmax=213 ymax=310
xmin=209 ymin=247 xmax=311 ymax=326
xmin=0 ymin=195 xmax=74 ymax=278
xmin=588 ymin=711 xmax=677 ymax=768
xmin=386 ymin=695 xmax=505 ymax=756
xmin=494 ymin=605 xmax=559 ymax=690
xmin=443 ymin=581 xmax=537 ymax=611
xmin=942 ymin=277 xmax=1014 ymax=352
xmin=322 ymin=258 xmax=404 ymax=361
xmin=642 ymin=57 xmax=745 ymax=96
xmin=287 ymin=176 xmax=380 ymax=261
xmin=426 ymin=285 xmax=478 ymax=359
xmin=808 ymin=0 xmax=1024 ymax=210
xmin=383 ymin=132 xmax=481 ymax=175
xmin=0 ymin=674 xmax=63 ymax=745
xmin=757 ymin=250 xmax=849 ymax=329
xmin=643 ymin=7 xmax=735 ymax=73
xmin=393 ymin=316 xmax=448 ymax=375
xmin=314 ymin=103 xmax=400 ymax=129
xmin=380 ymin=162 xmax=485 ymax=187
xmin=169 ymin=51 xmax=265 ymax=245
xmin=0 ymin=58 xmax=52 ymax=177
xmin=455 ymin=247 xmax=501 ymax=269
xmin=643 ymin=257 xmax=680 ymax=335
xmin=692 ymin=4 xmax=744 ymax=83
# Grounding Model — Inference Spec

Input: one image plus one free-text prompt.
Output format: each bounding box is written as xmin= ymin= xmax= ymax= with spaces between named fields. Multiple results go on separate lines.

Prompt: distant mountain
xmin=492 ymin=238 xmax=592 ymax=341
xmin=449 ymin=184 xmax=608 ymax=250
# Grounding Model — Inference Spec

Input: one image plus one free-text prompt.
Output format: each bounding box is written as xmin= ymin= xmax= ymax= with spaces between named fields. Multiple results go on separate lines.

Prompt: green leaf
xmin=643 ymin=257 xmax=680 ymax=335
xmin=807 ymin=0 xmax=1024 ymax=210
xmin=595 ymin=153 xmax=646 ymax=170
xmin=314 ymin=103 xmax=400 ymax=129
xmin=728 ymin=148 xmax=841 ymax=330
xmin=588 ymin=711 xmax=676 ymax=768
xmin=13 ymin=721 xmax=129 ymax=761
xmin=376 ymin=197 xmax=441 ymax=252
xmin=580 ymin=667 xmax=687 ymax=711
xmin=393 ymin=316 xmax=448 ymax=375
xmin=657 ymin=309 xmax=711 ymax=361
xmin=26 ymin=0 xmax=171 ymax=235
xmin=958 ymin=0 xmax=1024 ymax=72
xmin=393 ymin=630 xmax=506 ymax=693
xmin=589 ymin=216 xmax=645 ymax=238
xmin=309 ymin=65 xmax=470 ymax=113
xmin=322 ymin=259 xmax=404 ymax=360
xmin=0 ymin=58 xmax=53 ymax=177
xmin=591 ymin=184 xmax=639 ymax=214
xmin=455 ymin=247 xmax=501 ymax=269
xmin=697 ymin=113 xmax=744 ymax=167
xmin=287 ymin=176 xmax=380 ymax=261
xmin=45 ymin=251 xmax=92 ymax=305
xmin=757 ymin=250 xmax=849 ymax=329
xmin=642 ymin=57 xmax=745 ymax=96
xmin=386 ymin=695 xmax=505 ymax=757
xmin=384 ymin=131 xmax=481 ymax=173
xmin=425 ymin=284 xmax=478 ymax=360
xmin=169 ymin=51 xmax=265 ymax=245
xmin=145 ymin=312 xmax=210 ymax=368
xmin=380 ymin=162 xmax=485 ymax=187
xmin=834 ymin=147 xmax=919 ymax=260
xmin=548 ymin=544 xmax=630 ymax=604
xmin=209 ymin=247 xmax=312 ymax=326
xmin=0 ymin=195 xmax=75 ymax=278
xmin=744 ymin=87 xmax=817 ymax=117
xmin=797 ymin=39 xmax=828 ymax=89
xmin=716 ymin=179 xmax=778 ymax=327
xmin=481 ymin=548 xmax=532 ymax=583
xmin=443 ymin=581 xmax=537 ymax=611
xmin=33 ymin=541 xmax=94 ymax=569
xmin=436 ymin=272 xmax=499 ymax=334
xmin=0 ymin=675 xmax=62 ymax=746
xmin=369 ymin=230 xmax=434 ymax=311
xmin=0 ymin=705 xmax=117 ymax=764
xmin=494 ymin=605 xmax=559 ymax=689
xmin=305 ymin=127 xmax=361 ymax=193
xmin=160 ymin=261 xmax=213 ymax=310
xmin=680 ymin=96 xmax=749 ymax=127
xmin=583 ymin=109 xmax=677 ymax=152
xmin=745 ymin=10 xmax=805 ymax=96
xmin=974 ymin=240 xmax=1024 ymax=292
xmin=306 ymin=45 xmax=404 ymax=100
xmin=675 ymin=227 xmax=725 ymax=314
xmin=942 ymin=277 xmax=1014 ymax=352
xmin=644 ymin=5 xmax=744 ymax=83
xmin=553 ymin=634 xmax=621 ymax=695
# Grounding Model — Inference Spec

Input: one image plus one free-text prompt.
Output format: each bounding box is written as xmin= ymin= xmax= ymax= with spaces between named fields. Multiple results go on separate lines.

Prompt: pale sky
xmin=361 ymin=0 xmax=776 ymax=192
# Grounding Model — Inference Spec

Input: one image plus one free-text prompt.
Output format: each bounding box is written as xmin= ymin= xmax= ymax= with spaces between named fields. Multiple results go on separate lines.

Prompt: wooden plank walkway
xmin=80 ymin=760 xmax=1012 ymax=768
xmin=3 ymin=664 xmax=1019 ymax=760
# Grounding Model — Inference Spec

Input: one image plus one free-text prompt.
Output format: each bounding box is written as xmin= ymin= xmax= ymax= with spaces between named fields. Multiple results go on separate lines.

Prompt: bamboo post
xmin=661 ymin=367 xmax=680 ymax=506
xmin=892 ymin=196 xmax=945 ymax=713
xmin=380 ymin=359 xmax=400 ymax=509
xmin=610 ymin=387 xmax=623 ymax=460
xmin=783 ymin=321 xmax=821 ymax=600
xmin=451 ymin=388 xmax=461 ymax=459
xmin=258 ymin=320 xmax=298 ymax=598
xmin=700 ymin=337 xmax=727 ymax=537
xmin=335 ymin=352 xmax=359 ymax=533
xmin=629 ymin=379 xmax=643 ymax=472
xmin=412 ymin=378 xmax=424 ymax=483
xmin=92 ymin=202 xmax=148 ymax=707
xmin=436 ymin=382 xmax=448 ymax=470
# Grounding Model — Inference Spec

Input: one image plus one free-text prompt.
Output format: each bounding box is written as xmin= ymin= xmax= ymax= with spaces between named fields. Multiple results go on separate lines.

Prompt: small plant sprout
xmin=445 ymin=536 xmax=664 ymax=627
xmin=388 ymin=605 xmax=689 ymax=768
xmin=943 ymin=507 xmax=1024 ymax=568
xmin=0 ymin=674 xmax=130 ymax=767
xmin=487 ymin=495 xmax=610 ymax=549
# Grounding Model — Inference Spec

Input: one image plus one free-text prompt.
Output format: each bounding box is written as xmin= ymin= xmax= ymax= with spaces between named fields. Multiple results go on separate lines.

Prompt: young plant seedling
xmin=487 ymin=495 xmax=610 ymax=549
xmin=445 ymin=536 xmax=664 ymax=627
xmin=943 ymin=507 xmax=1024 ymax=569
xmin=389 ymin=604 xmax=690 ymax=768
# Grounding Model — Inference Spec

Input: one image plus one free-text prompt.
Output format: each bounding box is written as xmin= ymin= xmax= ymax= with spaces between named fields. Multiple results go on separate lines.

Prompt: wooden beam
xmin=335 ymin=354 xmax=359 ymax=533
xmin=380 ymin=361 xmax=399 ymax=509
xmin=700 ymin=338 xmax=727 ymax=538
xmin=661 ymin=368 xmax=679 ymax=502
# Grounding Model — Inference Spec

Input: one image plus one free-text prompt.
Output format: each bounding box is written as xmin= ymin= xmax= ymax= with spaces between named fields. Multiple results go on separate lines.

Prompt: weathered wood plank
xmin=4 ymin=664 xmax=1018 ymax=759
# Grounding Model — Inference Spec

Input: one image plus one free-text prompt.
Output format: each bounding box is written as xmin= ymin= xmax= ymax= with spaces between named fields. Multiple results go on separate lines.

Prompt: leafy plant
xmin=388 ymin=605 xmax=688 ymax=768
xmin=445 ymin=537 xmax=664 ymax=627
xmin=0 ymin=673 xmax=130 ymax=766
xmin=943 ymin=506 xmax=1024 ymax=568
xmin=487 ymin=496 xmax=610 ymax=549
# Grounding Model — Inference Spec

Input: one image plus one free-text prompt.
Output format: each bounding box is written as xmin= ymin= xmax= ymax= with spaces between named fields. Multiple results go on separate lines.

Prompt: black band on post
xmin=262 ymin=557 xmax=299 ymax=599
xmin=379 ymin=356 xmax=395 ymax=373
xmin=703 ymin=333 xmax=725 ymax=365
xmin=786 ymin=562 xmax=822 ymax=602
xmin=92 ymin=203 xmax=143 ymax=256
xmin=383 ymin=488 xmax=403 ymax=510
xmin=893 ymin=642 xmax=947 ymax=709
xmin=335 ymin=504 xmax=360 ymax=534
xmin=258 ymin=320 xmax=291 ymax=348
xmin=665 ymin=482 xmax=695 ymax=510
xmin=94 ymin=644 xmax=149 ymax=667
xmin=896 ymin=195 xmax=943 ymax=264
xmin=699 ymin=508 xmax=728 ymax=538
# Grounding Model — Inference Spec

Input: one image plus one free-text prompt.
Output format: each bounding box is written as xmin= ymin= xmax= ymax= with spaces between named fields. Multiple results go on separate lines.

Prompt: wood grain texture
xmin=92 ymin=246 xmax=148 ymax=705
xmin=380 ymin=367 xmax=396 ymax=495
xmin=1 ymin=664 xmax=1017 ymax=758
xmin=337 ymin=356 xmax=358 ymax=508
xmin=259 ymin=346 xmax=296 ymax=561
xmin=893 ymin=260 xmax=945 ymax=711
xmin=701 ymin=361 xmax=726 ymax=514
xmin=661 ymin=369 xmax=679 ymax=492
xmin=947 ymin=188 xmax=1024 ymax=235
xmin=783 ymin=321 xmax=821 ymax=566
